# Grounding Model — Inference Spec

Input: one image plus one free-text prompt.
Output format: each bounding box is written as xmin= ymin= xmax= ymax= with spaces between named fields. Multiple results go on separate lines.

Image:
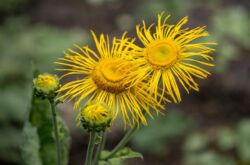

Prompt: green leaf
xmin=21 ymin=122 xmax=42 ymax=165
xmin=21 ymin=89 xmax=70 ymax=165
xmin=114 ymin=147 xmax=143 ymax=160
xmin=99 ymin=147 xmax=143 ymax=165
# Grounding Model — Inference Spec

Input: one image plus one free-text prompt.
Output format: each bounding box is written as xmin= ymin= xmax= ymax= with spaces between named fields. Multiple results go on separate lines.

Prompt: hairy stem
xmin=85 ymin=132 xmax=97 ymax=165
xmin=49 ymin=100 xmax=62 ymax=165
xmin=103 ymin=127 xmax=137 ymax=160
xmin=93 ymin=132 xmax=107 ymax=165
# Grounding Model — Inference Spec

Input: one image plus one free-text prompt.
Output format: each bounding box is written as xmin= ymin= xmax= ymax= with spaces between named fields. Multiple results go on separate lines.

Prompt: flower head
xmin=129 ymin=13 xmax=216 ymax=103
xmin=56 ymin=32 xmax=163 ymax=127
xmin=33 ymin=73 xmax=59 ymax=99
xmin=77 ymin=102 xmax=111 ymax=132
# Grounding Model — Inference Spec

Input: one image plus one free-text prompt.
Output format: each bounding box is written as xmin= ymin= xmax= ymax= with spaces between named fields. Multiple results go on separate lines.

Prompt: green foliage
xmin=237 ymin=119 xmax=250 ymax=163
xmin=184 ymin=151 xmax=236 ymax=165
xmin=21 ymin=122 xmax=42 ymax=165
xmin=211 ymin=7 xmax=250 ymax=73
xmin=132 ymin=111 xmax=193 ymax=154
xmin=0 ymin=85 xmax=30 ymax=122
xmin=183 ymin=131 xmax=236 ymax=165
xmin=0 ymin=127 xmax=22 ymax=163
xmin=0 ymin=17 xmax=88 ymax=85
xmin=0 ymin=18 xmax=87 ymax=163
xmin=184 ymin=133 xmax=208 ymax=152
xmin=0 ymin=84 xmax=30 ymax=163
xmin=0 ymin=17 xmax=88 ymax=122
xmin=183 ymin=133 xmax=234 ymax=165
xmin=21 ymin=92 xmax=70 ymax=165
xmin=212 ymin=7 xmax=250 ymax=47
xmin=99 ymin=147 xmax=143 ymax=165
xmin=216 ymin=127 xmax=235 ymax=150
xmin=184 ymin=119 xmax=250 ymax=165
xmin=134 ymin=0 xmax=192 ymax=22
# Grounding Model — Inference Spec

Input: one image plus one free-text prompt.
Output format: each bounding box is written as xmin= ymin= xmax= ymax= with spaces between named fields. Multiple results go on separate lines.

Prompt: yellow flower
xmin=77 ymin=102 xmax=111 ymax=132
xmin=33 ymin=73 xmax=59 ymax=94
xmin=129 ymin=13 xmax=216 ymax=103
xmin=56 ymin=32 xmax=162 ymax=127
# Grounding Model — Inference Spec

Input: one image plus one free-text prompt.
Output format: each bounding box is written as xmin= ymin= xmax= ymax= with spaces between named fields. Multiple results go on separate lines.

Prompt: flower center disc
xmin=146 ymin=41 xmax=178 ymax=69
xmin=92 ymin=58 xmax=128 ymax=93
xmin=102 ymin=61 xmax=125 ymax=82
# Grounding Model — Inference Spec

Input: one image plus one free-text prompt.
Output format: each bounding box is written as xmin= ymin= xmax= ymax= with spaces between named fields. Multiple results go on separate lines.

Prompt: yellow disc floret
xmin=33 ymin=73 xmax=59 ymax=94
xmin=78 ymin=102 xmax=111 ymax=132
xmin=146 ymin=40 xmax=178 ymax=69
xmin=92 ymin=58 xmax=129 ymax=93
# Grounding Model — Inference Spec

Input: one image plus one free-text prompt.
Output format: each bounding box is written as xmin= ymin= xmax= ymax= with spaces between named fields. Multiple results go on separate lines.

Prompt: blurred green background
xmin=0 ymin=0 xmax=250 ymax=165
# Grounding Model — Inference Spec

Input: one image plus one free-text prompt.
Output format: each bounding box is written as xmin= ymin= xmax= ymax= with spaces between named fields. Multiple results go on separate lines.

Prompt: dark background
xmin=0 ymin=0 xmax=250 ymax=165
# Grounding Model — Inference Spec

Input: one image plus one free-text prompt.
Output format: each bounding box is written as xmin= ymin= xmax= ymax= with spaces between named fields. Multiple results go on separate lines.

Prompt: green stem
xmin=103 ymin=127 xmax=137 ymax=160
xmin=85 ymin=132 xmax=97 ymax=165
xmin=93 ymin=132 xmax=107 ymax=165
xmin=49 ymin=100 xmax=62 ymax=165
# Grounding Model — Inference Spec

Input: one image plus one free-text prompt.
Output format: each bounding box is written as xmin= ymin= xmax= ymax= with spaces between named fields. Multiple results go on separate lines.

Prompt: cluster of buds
xmin=33 ymin=73 xmax=60 ymax=100
xmin=34 ymin=73 xmax=113 ymax=132
xmin=77 ymin=102 xmax=112 ymax=132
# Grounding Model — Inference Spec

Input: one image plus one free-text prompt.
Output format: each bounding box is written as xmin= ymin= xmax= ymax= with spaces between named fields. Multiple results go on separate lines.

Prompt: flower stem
xmin=93 ymin=131 xmax=107 ymax=165
xmin=49 ymin=99 xmax=62 ymax=165
xmin=103 ymin=127 xmax=137 ymax=160
xmin=85 ymin=132 xmax=97 ymax=165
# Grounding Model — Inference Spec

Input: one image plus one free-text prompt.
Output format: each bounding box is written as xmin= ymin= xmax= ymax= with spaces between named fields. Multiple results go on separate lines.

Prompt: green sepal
xmin=80 ymin=118 xmax=111 ymax=133
xmin=33 ymin=85 xmax=60 ymax=101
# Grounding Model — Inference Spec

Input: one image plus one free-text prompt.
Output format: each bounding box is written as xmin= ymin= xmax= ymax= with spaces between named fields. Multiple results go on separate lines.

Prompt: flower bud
xmin=77 ymin=102 xmax=112 ymax=132
xmin=33 ymin=73 xmax=59 ymax=100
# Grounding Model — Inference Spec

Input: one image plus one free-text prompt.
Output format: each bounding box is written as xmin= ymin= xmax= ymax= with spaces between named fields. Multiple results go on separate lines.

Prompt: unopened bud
xmin=77 ymin=102 xmax=112 ymax=132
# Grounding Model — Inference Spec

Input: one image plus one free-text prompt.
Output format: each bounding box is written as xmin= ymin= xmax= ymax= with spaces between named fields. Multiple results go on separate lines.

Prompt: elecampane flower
xmin=129 ymin=13 xmax=216 ymax=103
xmin=56 ymin=32 xmax=162 ymax=127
